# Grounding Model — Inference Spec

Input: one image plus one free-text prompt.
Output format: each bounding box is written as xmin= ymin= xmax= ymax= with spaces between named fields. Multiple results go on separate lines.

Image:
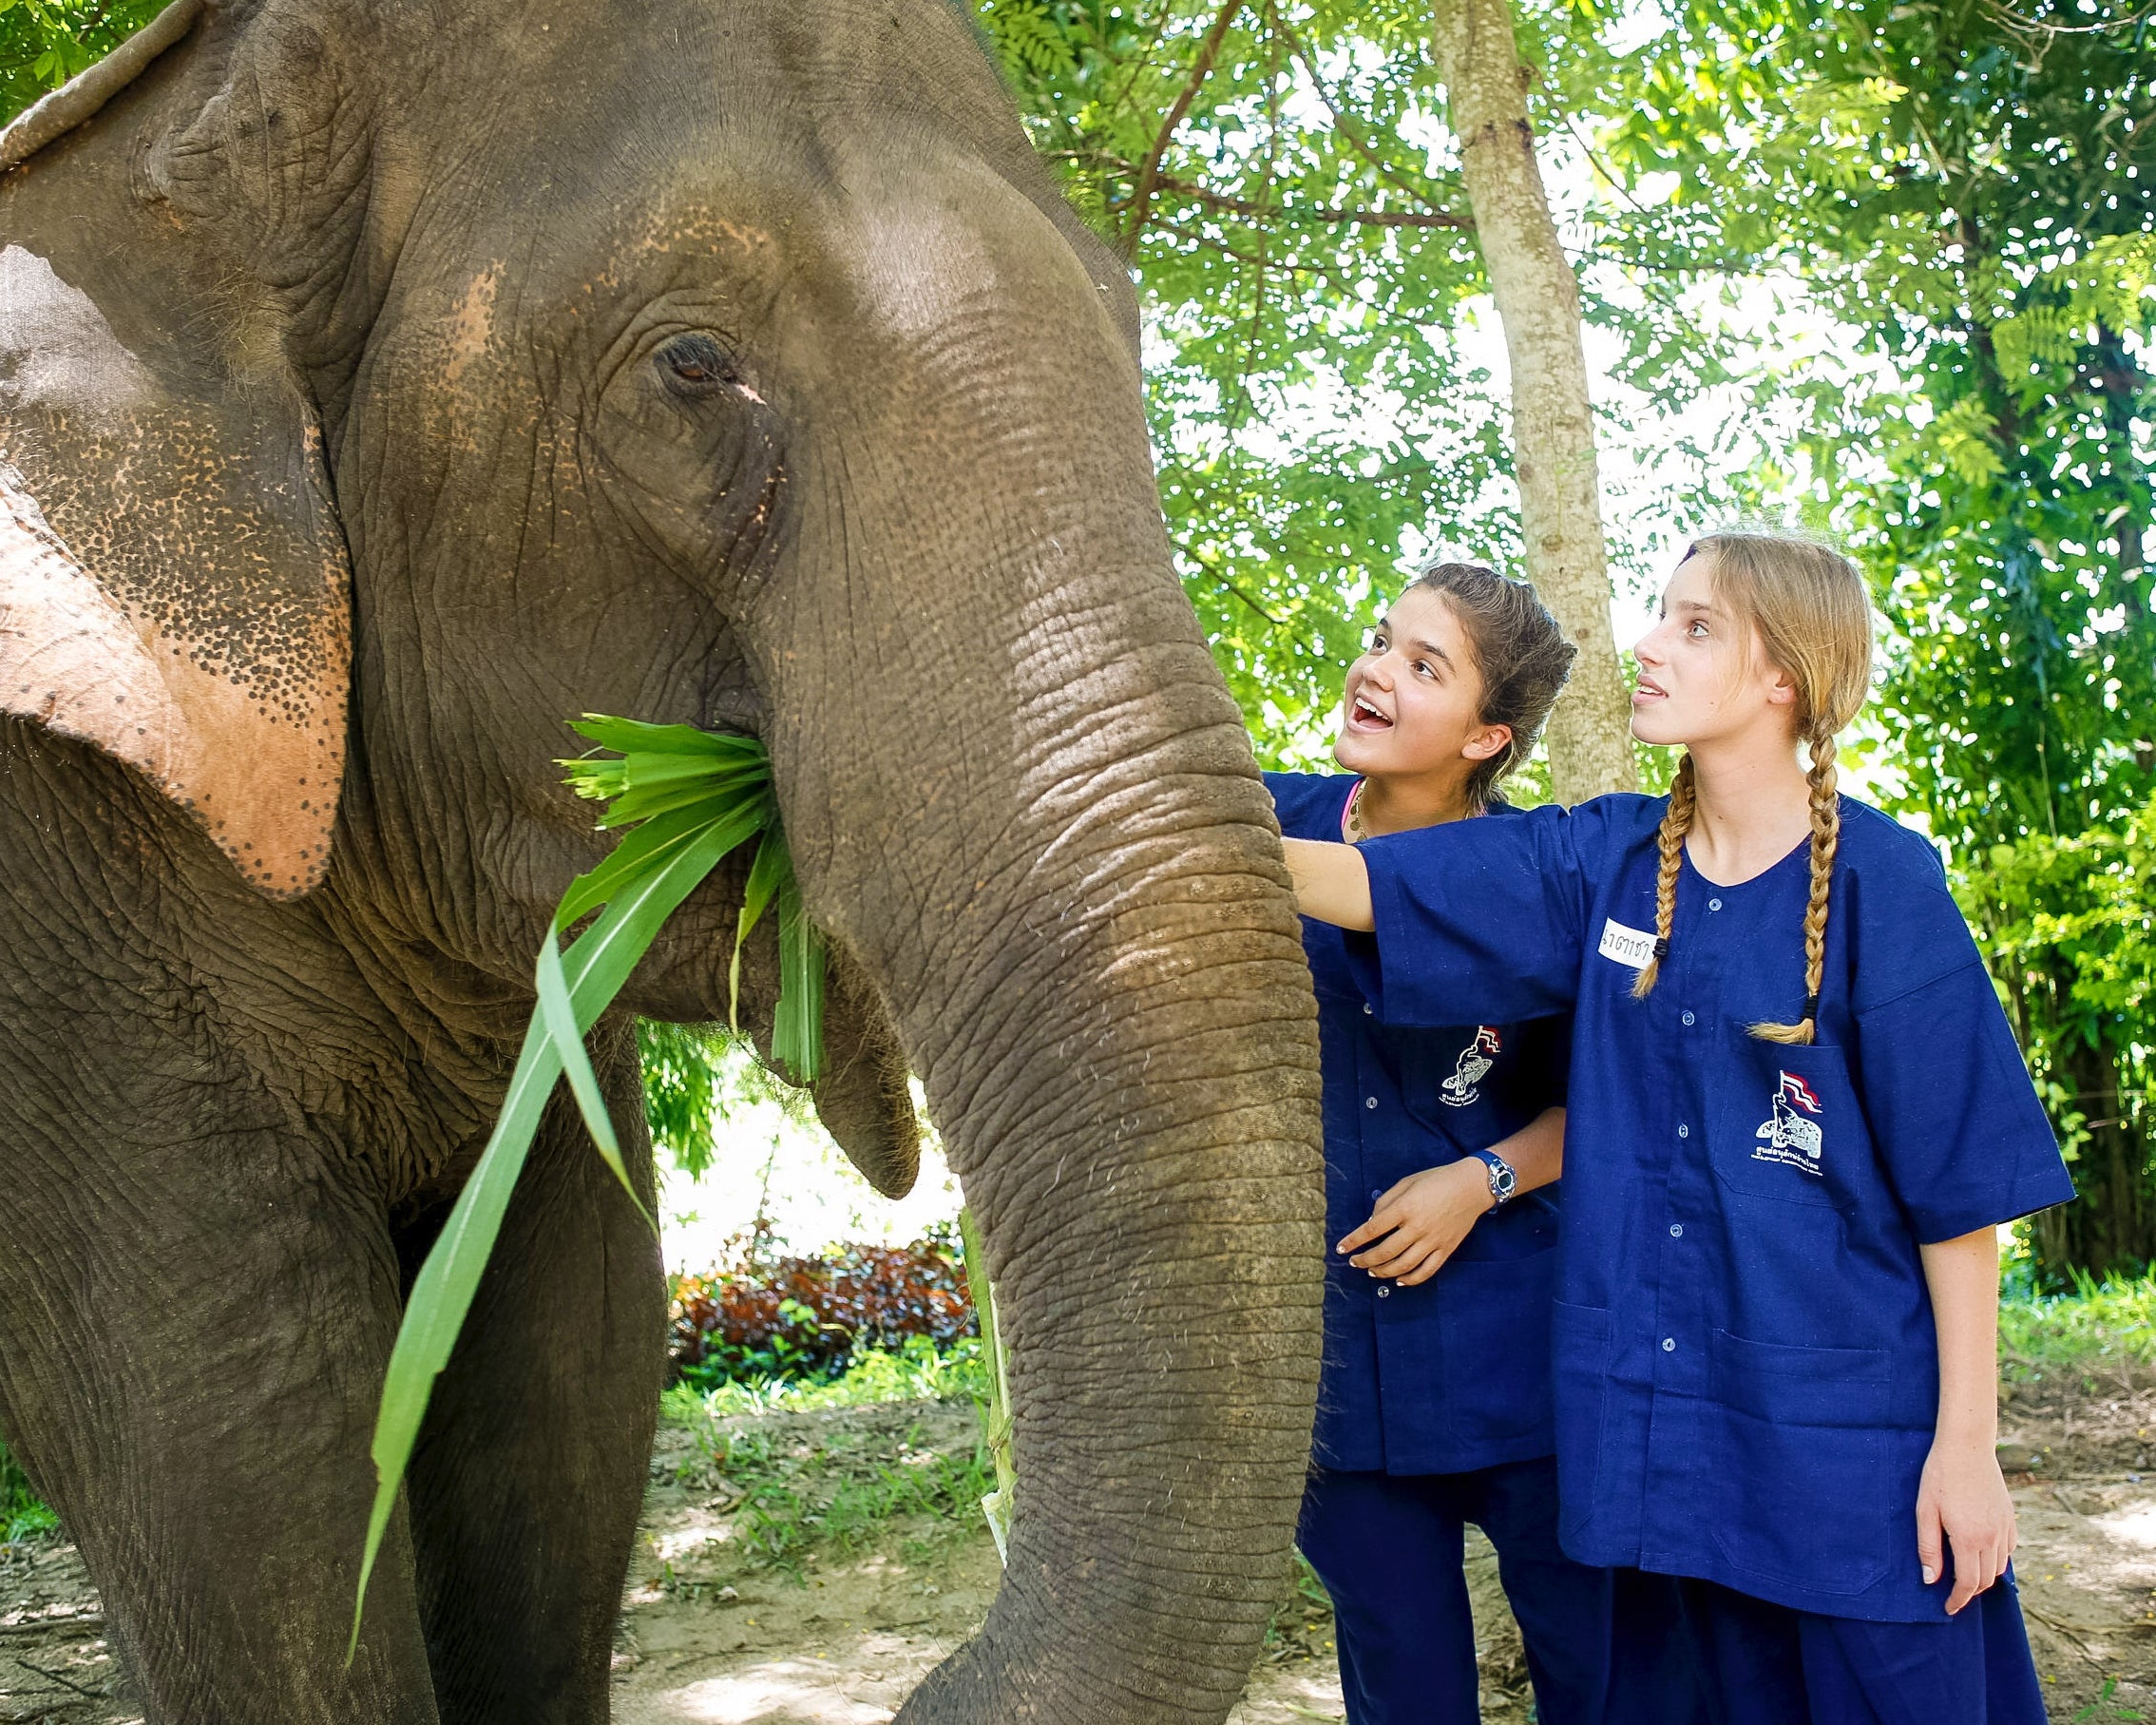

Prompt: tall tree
xmin=1430 ymin=0 xmax=1633 ymax=801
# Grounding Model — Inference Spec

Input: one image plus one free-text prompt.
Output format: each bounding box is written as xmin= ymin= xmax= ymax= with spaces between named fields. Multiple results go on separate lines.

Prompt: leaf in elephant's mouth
xmin=350 ymin=716 xmax=826 ymax=1658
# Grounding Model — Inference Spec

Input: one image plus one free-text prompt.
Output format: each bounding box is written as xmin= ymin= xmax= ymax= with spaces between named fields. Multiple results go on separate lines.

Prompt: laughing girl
xmin=1272 ymin=559 xmax=1682 ymax=1725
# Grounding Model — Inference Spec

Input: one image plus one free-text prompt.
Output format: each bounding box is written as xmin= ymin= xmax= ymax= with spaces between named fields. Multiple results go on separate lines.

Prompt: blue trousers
xmin=1298 ymin=1460 xmax=1698 ymax=1725
xmin=1673 ymin=1574 xmax=2047 ymax=1725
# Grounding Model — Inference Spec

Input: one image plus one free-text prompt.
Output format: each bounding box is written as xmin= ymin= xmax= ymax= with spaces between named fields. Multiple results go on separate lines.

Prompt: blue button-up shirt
xmin=1353 ymin=792 xmax=2076 ymax=1620
xmin=1269 ymin=773 xmax=1567 ymax=1476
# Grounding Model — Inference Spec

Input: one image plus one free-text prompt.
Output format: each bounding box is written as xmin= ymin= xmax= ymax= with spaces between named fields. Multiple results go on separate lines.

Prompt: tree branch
xmin=1123 ymin=0 xmax=1247 ymax=256
xmin=1269 ymin=7 xmax=1459 ymax=218
xmin=1149 ymin=168 xmax=1470 ymax=230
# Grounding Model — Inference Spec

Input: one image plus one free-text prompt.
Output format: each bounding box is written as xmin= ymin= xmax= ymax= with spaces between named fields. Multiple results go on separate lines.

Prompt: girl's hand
xmin=1917 ymin=1432 xmax=2016 ymax=1614
xmin=1336 ymin=1160 xmax=1493 ymax=1285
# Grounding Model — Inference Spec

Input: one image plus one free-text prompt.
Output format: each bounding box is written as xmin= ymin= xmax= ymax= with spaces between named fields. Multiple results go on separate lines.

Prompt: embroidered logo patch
xmin=1753 ymin=1069 xmax=1824 ymax=1175
xmin=1440 ymin=1025 xmax=1502 ymax=1107
xmin=1599 ymin=918 xmax=1656 ymax=970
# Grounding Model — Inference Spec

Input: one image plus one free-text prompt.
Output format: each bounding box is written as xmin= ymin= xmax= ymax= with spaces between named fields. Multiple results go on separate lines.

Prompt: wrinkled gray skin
xmin=0 ymin=2 xmax=1325 ymax=1721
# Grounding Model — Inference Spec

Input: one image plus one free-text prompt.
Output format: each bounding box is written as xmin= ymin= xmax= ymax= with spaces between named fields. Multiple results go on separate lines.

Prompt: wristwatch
xmin=1469 ymin=1149 xmax=1517 ymax=1207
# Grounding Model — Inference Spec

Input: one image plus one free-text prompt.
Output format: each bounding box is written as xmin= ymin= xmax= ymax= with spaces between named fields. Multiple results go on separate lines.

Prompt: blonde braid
xmin=1751 ymin=732 xmax=1841 ymax=1045
xmin=1631 ymin=752 xmax=1696 ymax=1000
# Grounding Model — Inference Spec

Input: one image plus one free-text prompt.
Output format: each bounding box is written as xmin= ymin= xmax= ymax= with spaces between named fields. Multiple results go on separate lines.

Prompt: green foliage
xmin=358 ymin=721 xmax=826 ymax=1651
xmin=1261 ymin=1551 xmax=1337 ymax=1664
xmin=977 ymin=0 xmax=1526 ymax=762
xmin=638 ymin=1022 xmax=819 ymax=1179
xmin=671 ymin=1412 xmax=996 ymax=1577
xmin=0 ymin=1437 xmax=57 ymax=1543
xmin=0 ymin=0 xmax=165 ymax=124
xmin=1959 ymin=791 xmax=2156 ymax=1273
xmin=1560 ymin=0 xmax=2156 ymax=854
xmin=1965 ymin=794 xmax=2156 ymax=1101
xmin=1998 ymin=1261 xmax=2156 ymax=1378
xmin=662 ymin=1333 xmax=991 ymax=1423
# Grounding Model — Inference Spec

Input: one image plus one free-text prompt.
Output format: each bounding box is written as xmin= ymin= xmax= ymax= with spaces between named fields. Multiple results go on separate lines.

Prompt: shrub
xmin=668 ymin=1225 xmax=976 ymax=1390
xmin=1 ymin=1438 xmax=56 ymax=1543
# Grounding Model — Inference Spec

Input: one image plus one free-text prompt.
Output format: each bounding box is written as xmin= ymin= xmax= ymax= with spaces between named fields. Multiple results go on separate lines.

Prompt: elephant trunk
xmin=897 ymin=807 xmax=1327 ymax=1723
xmin=743 ymin=157 xmax=1327 ymax=1724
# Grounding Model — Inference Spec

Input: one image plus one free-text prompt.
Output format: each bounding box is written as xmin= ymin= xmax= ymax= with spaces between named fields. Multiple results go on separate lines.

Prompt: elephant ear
xmin=0 ymin=1 xmax=353 ymax=897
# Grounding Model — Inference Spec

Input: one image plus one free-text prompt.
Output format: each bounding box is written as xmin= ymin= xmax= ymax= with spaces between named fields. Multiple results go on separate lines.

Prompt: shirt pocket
xmin=1708 ymin=1029 xmax=1871 ymax=1212
xmin=1437 ymin=1248 xmax=1556 ymax=1448
xmin=1551 ymin=1300 xmax=1612 ymax=1543
xmin=1398 ymin=1023 xmax=1509 ymax=1124
xmin=1708 ymin=1329 xmax=1895 ymax=1596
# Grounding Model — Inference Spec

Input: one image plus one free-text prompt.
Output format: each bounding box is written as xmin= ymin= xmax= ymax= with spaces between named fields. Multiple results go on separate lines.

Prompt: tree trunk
xmin=1430 ymin=0 xmax=1634 ymax=804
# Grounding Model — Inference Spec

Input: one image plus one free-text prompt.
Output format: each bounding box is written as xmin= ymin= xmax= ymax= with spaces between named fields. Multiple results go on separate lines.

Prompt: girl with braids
xmin=1269 ymin=559 xmax=1689 ymax=1725
xmin=1280 ymin=531 xmax=2070 ymax=1725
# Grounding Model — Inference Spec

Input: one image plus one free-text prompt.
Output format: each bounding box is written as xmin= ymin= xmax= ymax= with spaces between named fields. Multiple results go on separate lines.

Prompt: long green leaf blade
xmin=772 ymin=857 xmax=827 ymax=1083
xmin=350 ymin=1015 xmax=557 ymax=1659
xmin=352 ymin=815 xmax=750 ymax=1654
xmin=534 ymin=931 xmax=654 ymax=1232
xmin=566 ymin=715 xmax=766 ymax=760
xmin=553 ymin=806 xmax=718 ymax=932
xmin=728 ymin=821 xmax=789 ymax=1029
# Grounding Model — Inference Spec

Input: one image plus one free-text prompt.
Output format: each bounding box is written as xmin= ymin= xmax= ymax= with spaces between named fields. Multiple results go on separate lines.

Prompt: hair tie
xmin=1652 ymin=938 xmax=1670 ymax=961
xmin=1803 ymin=990 xmax=1820 ymax=1022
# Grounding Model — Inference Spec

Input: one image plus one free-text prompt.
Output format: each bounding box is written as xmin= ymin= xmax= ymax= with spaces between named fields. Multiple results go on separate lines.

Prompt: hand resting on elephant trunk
xmin=0 ymin=2 xmax=1325 ymax=1723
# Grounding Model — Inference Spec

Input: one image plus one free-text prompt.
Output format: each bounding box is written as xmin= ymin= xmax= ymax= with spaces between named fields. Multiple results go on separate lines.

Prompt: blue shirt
xmin=1349 ymin=792 xmax=2075 ymax=1620
xmin=1269 ymin=772 xmax=1568 ymax=1476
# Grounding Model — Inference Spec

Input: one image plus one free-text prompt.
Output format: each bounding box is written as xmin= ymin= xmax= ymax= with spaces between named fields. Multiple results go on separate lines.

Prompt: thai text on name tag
xmin=1599 ymin=918 xmax=1656 ymax=970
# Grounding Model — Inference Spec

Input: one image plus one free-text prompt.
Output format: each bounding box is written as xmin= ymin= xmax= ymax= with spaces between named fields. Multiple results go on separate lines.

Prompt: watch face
xmin=1488 ymin=1159 xmax=1517 ymax=1200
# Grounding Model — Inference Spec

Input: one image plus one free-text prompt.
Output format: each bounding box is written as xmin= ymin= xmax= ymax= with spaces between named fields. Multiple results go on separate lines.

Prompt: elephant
xmin=0 ymin=1 xmax=1326 ymax=1721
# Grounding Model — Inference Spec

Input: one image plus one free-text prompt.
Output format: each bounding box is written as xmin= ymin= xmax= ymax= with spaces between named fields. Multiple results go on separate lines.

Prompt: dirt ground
xmin=7 ymin=1378 xmax=2156 ymax=1724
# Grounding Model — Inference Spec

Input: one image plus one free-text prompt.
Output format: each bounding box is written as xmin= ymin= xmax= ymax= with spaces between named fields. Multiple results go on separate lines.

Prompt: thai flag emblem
xmin=1440 ymin=1026 xmax=1502 ymax=1107
xmin=1754 ymin=1068 xmax=1825 ymax=1173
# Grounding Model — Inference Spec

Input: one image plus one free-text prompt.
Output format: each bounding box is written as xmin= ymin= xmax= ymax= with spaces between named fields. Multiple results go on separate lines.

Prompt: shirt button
xmin=1370 ymin=1188 xmax=1384 ymax=1202
xmin=1662 ymin=1336 xmax=1677 ymax=1352
xmin=1376 ymin=1285 xmax=1392 ymax=1299
xmin=1681 ymin=1010 xmax=1695 ymax=1026
xmin=1366 ymin=1096 xmax=1379 ymax=1110
xmin=1708 ymin=897 xmax=1723 ymax=911
xmin=1669 ymin=1223 xmax=1685 ymax=1238
xmin=1364 ymin=1003 xmax=1374 ymax=1016
xmin=1678 ymin=1124 xmax=1690 ymax=1139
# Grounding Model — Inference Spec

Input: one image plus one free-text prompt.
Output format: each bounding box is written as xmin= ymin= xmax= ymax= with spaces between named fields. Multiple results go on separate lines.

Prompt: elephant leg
xmin=0 ymin=1129 xmax=439 ymax=1725
xmin=398 ymin=1053 xmax=667 ymax=1725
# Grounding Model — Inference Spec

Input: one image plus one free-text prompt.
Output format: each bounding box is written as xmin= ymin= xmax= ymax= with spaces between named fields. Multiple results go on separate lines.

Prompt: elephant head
xmin=0 ymin=2 xmax=1325 ymax=1719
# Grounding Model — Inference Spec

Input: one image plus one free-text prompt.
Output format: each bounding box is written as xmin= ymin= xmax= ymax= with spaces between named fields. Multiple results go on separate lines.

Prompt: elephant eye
xmin=656 ymin=334 xmax=747 ymax=399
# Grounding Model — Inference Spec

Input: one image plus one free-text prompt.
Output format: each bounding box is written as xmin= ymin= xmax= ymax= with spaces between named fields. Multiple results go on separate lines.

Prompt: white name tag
xmin=1598 ymin=918 xmax=1657 ymax=970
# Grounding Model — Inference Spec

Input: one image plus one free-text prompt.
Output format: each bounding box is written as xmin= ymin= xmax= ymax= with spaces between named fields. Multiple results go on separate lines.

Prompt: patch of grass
xmin=662 ymin=1333 xmax=989 ymax=1425
xmin=673 ymin=1411 xmax=994 ymax=1581
xmin=1998 ymin=1264 xmax=2156 ymax=1384
xmin=1 ymin=1438 xmax=57 ymax=1544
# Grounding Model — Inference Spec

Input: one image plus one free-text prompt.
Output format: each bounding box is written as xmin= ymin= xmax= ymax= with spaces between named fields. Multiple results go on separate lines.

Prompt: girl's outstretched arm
xmin=1282 ymin=836 xmax=1374 ymax=930
xmin=1916 ymin=1226 xmax=2014 ymax=1615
